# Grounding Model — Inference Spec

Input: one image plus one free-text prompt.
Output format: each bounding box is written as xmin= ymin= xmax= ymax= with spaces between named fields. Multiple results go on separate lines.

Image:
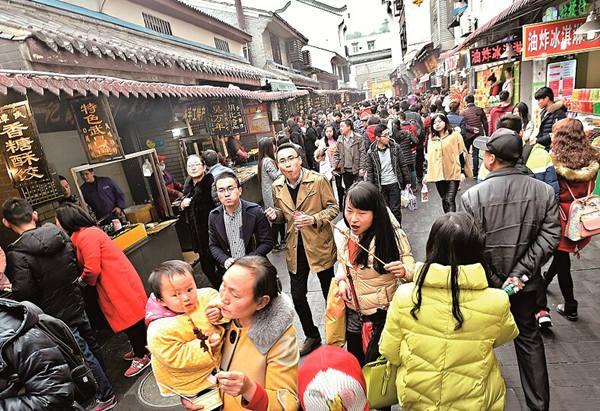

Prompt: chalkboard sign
xmin=184 ymin=103 xmax=207 ymax=124
xmin=228 ymin=98 xmax=247 ymax=134
xmin=207 ymin=98 xmax=247 ymax=136
xmin=70 ymin=96 xmax=124 ymax=164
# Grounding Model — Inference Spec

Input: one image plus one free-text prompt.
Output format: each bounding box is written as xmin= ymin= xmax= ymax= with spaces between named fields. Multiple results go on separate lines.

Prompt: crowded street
xmin=1 ymin=0 xmax=600 ymax=411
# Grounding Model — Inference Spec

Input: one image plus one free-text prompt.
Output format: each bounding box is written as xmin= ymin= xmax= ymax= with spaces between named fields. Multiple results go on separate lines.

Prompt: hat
xmin=473 ymin=128 xmax=522 ymax=161
xmin=298 ymin=346 xmax=369 ymax=411
xmin=157 ymin=155 xmax=167 ymax=162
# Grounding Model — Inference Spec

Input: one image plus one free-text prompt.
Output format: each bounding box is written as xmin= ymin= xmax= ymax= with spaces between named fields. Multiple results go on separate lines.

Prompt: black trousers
xmin=198 ymin=247 xmax=220 ymax=289
xmin=539 ymin=250 xmax=576 ymax=311
xmin=464 ymin=137 xmax=479 ymax=176
xmin=123 ymin=319 xmax=148 ymax=358
xmin=271 ymin=222 xmax=286 ymax=245
xmin=341 ymin=172 xmax=358 ymax=205
xmin=291 ymin=239 xmax=334 ymax=339
xmin=381 ymin=183 xmax=402 ymax=225
xmin=332 ymin=175 xmax=345 ymax=207
xmin=435 ymin=180 xmax=459 ymax=213
xmin=416 ymin=145 xmax=425 ymax=179
xmin=510 ymin=291 xmax=550 ymax=411
xmin=346 ymin=309 xmax=387 ymax=366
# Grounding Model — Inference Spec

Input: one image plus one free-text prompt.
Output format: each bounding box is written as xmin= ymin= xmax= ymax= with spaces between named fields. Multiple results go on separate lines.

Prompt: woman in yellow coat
xmin=380 ymin=212 xmax=518 ymax=411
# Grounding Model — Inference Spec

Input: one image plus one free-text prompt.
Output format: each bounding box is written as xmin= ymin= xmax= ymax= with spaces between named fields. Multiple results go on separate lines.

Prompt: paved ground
xmin=103 ymin=178 xmax=600 ymax=410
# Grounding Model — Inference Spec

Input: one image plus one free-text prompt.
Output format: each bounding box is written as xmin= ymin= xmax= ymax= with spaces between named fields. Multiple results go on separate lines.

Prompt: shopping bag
xmin=362 ymin=356 xmax=398 ymax=409
xmin=400 ymin=187 xmax=410 ymax=208
xmin=406 ymin=185 xmax=417 ymax=211
xmin=324 ymin=279 xmax=346 ymax=347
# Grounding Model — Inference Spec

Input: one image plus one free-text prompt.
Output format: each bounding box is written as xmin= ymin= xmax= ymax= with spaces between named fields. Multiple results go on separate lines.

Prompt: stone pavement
xmin=105 ymin=178 xmax=600 ymax=410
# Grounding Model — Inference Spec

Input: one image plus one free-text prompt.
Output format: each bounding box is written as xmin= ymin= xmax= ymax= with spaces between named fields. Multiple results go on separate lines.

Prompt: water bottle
xmin=503 ymin=275 xmax=529 ymax=296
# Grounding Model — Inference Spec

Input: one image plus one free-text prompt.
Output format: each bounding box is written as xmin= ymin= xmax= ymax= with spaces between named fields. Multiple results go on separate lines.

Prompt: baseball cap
xmin=473 ymin=128 xmax=522 ymax=161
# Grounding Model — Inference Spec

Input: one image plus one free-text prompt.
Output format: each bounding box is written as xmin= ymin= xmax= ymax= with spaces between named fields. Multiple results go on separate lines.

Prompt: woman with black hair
xmin=257 ymin=137 xmax=285 ymax=250
xmin=423 ymin=112 xmax=467 ymax=213
xmin=314 ymin=123 xmax=345 ymax=204
xmin=513 ymin=101 xmax=536 ymax=144
xmin=380 ymin=212 xmax=518 ymax=410
xmin=333 ymin=181 xmax=415 ymax=366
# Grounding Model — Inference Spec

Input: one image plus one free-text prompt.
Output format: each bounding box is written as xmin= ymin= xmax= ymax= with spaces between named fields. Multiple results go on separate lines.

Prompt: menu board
xmin=70 ymin=96 xmax=124 ymax=164
xmin=207 ymin=98 xmax=247 ymax=136
xmin=296 ymin=96 xmax=308 ymax=116
xmin=228 ymin=98 xmax=247 ymax=135
xmin=244 ymin=103 xmax=271 ymax=134
xmin=0 ymin=100 xmax=62 ymax=205
xmin=547 ymin=60 xmax=576 ymax=100
xmin=277 ymin=100 xmax=289 ymax=122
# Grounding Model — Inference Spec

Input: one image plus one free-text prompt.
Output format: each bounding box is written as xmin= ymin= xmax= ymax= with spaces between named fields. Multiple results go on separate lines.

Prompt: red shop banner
xmin=523 ymin=17 xmax=600 ymax=60
xmin=469 ymin=39 xmax=522 ymax=66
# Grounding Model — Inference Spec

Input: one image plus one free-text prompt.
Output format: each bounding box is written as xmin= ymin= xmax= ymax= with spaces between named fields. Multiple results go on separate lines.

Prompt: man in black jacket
xmin=460 ymin=129 xmax=561 ymax=411
xmin=208 ymin=172 xmax=273 ymax=286
xmin=366 ymin=124 xmax=410 ymax=225
xmin=534 ymin=86 xmax=567 ymax=150
xmin=460 ymin=95 xmax=488 ymax=175
xmin=0 ymin=298 xmax=75 ymax=410
xmin=2 ymin=198 xmax=116 ymax=410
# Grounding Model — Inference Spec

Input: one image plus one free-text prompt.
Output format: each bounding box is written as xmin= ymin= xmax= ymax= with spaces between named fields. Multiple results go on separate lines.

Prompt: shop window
xmin=352 ymin=42 xmax=359 ymax=53
xmin=270 ymin=32 xmax=282 ymax=64
xmin=242 ymin=43 xmax=250 ymax=60
xmin=214 ymin=38 xmax=230 ymax=53
xmin=142 ymin=12 xmax=172 ymax=35
xmin=367 ymin=40 xmax=375 ymax=51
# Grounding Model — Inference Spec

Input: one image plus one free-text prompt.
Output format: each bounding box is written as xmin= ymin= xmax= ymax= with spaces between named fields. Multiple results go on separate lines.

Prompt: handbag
xmin=362 ymin=356 xmax=398 ymax=409
xmin=343 ymin=264 xmax=374 ymax=354
xmin=324 ymin=278 xmax=346 ymax=347
xmin=562 ymin=181 xmax=600 ymax=242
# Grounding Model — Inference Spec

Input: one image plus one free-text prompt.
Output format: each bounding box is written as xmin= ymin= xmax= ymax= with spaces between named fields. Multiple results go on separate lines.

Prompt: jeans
xmin=70 ymin=316 xmax=114 ymax=401
xmin=381 ymin=183 xmax=402 ymax=225
xmin=435 ymin=180 xmax=459 ymax=213
xmin=291 ymin=238 xmax=334 ymax=339
xmin=539 ymin=250 xmax=577 ymax=311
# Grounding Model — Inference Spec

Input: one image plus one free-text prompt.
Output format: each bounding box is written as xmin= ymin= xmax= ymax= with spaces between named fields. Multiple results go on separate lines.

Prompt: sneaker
xmin=124 ymin=354 xmax=151 ymax=378
xmin=95 ymin=394 xmax=117 ymax=411
xmin=299 ymin=337 xmax=321 ymax=357
xmin=535 ymin=310 xmax=553 ymax=328
xmin=122 ymin=350 xmax=134 ymax=361
xmin=557 ymin=304 xmax=578 ymax=321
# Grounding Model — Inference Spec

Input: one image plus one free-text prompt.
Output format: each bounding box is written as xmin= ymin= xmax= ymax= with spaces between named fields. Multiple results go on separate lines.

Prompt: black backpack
xmin=21 ymin=301 xmax=98 ymax=404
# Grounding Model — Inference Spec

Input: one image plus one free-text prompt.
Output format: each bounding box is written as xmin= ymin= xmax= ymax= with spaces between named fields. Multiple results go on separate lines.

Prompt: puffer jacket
xmin=460 ymin=103 xmax=488 ymax=141
xmin=536 ymin=100 xmax=567 ymax=149
xmin=379 ymin=263 xmax=519 ymax=411
xmin=460 ymin=167 xmax=561 ymax=291
xmin=366 ymin=139 xmax=411 ymax=189
xmin=488 ymin=103 xmax=513 ymax=136
xmin=333 ymin=213 xmax=415 ymax=315
xmin=5 ymin=224 xmax=84 ymax=327
xmin=0 ymin=298 xmax=75 ymax=410
xmin=553 ymin=159 xmax=600 ymax=253
xmin=395 ymin=124 xmax=419 ymax=165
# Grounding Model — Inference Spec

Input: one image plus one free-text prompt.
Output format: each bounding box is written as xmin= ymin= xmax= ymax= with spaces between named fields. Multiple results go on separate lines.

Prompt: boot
xmin=299 ymin=337 xmax=321 ymax=356
xmin=557 ymin=301 xmax=578 ymax=321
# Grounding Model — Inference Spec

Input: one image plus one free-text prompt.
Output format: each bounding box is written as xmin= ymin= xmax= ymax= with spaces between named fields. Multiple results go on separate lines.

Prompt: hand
xmin=422 ymin=175 xmax=427 ymax=184
xmin=177 ymin=191 xmax=184 ymax=199
xmin=264 ymin=207 xmax=277 ymax=222
xmin=359 ymin=169 xmax=365 ymax=177
xmin=384 ymin=261 xmax=409 ymax=280
xmin=113 ymin=207 xmax=124 ymax=217
xmin=294 ymin=212 xmax=315 ymax=230
xmin=217 ymin=371 xmax=255 ymax=399
xmin=206 ymin=306 xmax=223 ymax=323
xmin=181 ymin=398 xmax=204 ymax=410
xmin=460 ymin=173 xmax=466 ymax=181
xmin=502 ymin=276 xmax=525 ymax=291
xmin=73 ymin=276 xmax=88 ymax=288
xmin=208 ymin=333 xmax=222 ymax=350
xmin=473 ymin=127 xmax=480 ymax=134
xmin=180 ymin=198 xmax=192 ymax=210
xmin=335 ymin=279 xmax=352 ymax=303
xmin=0 ymin=246 xmax=6 ymax=274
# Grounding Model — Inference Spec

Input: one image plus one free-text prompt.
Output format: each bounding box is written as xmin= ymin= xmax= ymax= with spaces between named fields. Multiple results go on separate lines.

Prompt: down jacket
xmin=5 ymin=224 xmax=84 ymax=327
xmin=366 ymin=139 xmax=411 ymax=189
xmin=460 ymin=167 xmax=561 ymax=291
xmin=536 ymin=100 xmax=567 ymax=149
xmin=0 ymin=298 xmax=75 ymax=410
xmin=379 ymin=263 xmax=518 ymax=411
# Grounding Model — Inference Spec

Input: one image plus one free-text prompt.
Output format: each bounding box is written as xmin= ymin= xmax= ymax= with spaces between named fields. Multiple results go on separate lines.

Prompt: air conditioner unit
xmin=459 ymin=14 xmax=477 ymax=37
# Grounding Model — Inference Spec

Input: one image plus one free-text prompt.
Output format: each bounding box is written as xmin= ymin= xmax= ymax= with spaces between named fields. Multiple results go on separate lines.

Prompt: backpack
xmin=562 ymin=181 xmax=600 ymax=242
xmin=20 ymin=301 xmax=98 ymax=404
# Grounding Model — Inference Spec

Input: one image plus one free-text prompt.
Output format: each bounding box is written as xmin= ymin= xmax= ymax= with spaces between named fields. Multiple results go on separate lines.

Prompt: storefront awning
xmin=440 ymin=0 xmax=548 ymax=59
xmin=0 ymin=71 xmax=309 ymax=101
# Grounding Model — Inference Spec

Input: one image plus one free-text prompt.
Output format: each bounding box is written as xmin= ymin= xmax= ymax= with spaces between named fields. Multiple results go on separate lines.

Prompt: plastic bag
xmin=402 ymin=185 xmax=417 ymax=211
xmin=400 ymin=187 xmax=410 ymax=208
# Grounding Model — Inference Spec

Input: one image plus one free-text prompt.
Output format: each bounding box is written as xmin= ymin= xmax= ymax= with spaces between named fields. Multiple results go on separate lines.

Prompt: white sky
xmin=345 ymin=0 xmax=389 ymax=35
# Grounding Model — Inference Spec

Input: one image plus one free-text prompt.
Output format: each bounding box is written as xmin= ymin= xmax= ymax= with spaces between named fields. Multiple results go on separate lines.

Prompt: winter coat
xmin=394 ymin=126 xmax=418 ymax=165
xmin=425 ymin=131 xmax=466 ymax=182
xmin=183 ymin=174 xmax=217 ymax=252
xmin=522 ymin=143 xmax=560 ymax=195
xmin=314 ymin=137 xmax=336 ymax=180
xmin=404 ymin=110 xmax=424 ymax=137
xmin=260 ymin=158 xmax=281 ymax=209
xmin=536 ymin=100 xmax=567 ymax=149
xmin=553 ymin=160 xmax=600 ymax=253
xmin=0 ymin=298 xmax=75 ymax=410
xmin=272 ymin=169 xmax=339 ymax=274
xmin=460 ymin=167 xmax=561 ymax=291
xmin=304 ymin=126 xmax=317 ymax=162
xmin=446 ymin=112 xmax=467 ymax=138
xmin=146 ymin=289 xmax=226 ymax=397
xmin=366 ymin=139 xmax=411 ymax=189
xmin=334 ymin=131 xmax=367 ymax=175
xmin=461 ymin=103 xmax=489 ymax=141
xmin=379 ymin=263 xmax=519 ymax=411
xmin=220 ymin=295 xmax=299 ymax=411
xmin=5 ymin=224 xmax=84 ymax=327
xmin=362 ymin=125 xmax=377 ymax=151
xmin=488 ymin=103 xmax=513 ymax=135
xmin=71 ymin=226 xmax=147 ymax=332
xmin=333 ymin=213 xmax=415 ymax=315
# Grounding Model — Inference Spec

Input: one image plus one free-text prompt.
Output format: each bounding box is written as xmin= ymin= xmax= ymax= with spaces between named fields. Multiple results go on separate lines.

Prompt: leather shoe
xmin=300 ymin=337 xmax=321 ymax=356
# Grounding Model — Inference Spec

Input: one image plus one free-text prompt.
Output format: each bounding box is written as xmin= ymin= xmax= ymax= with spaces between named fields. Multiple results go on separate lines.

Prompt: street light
xmin=574 ymin=9 xmax=600 ymax=40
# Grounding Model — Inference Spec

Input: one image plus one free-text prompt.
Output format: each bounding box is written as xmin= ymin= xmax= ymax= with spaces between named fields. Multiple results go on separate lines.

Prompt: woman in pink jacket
xmin=56 ymin=203 xmax=150 ymax=378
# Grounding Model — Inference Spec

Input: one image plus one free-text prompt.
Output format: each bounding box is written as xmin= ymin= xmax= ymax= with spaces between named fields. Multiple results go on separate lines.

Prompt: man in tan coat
xmin=265 ymin=143 xmax=339 ymax=356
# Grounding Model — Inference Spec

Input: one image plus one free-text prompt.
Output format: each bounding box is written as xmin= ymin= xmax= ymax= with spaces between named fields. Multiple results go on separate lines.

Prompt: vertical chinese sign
xmin=70 ymin=96 xmax=124 ymax=164
xmin=227 ymin=99 xmax=247 ymax=135
xmin=522 ymin=17 xmax=600 ymax=60
xmin=0 ymin=100 xmax=62 ymax=205
xmin=207 ymin=98 xmax=247 ymax=136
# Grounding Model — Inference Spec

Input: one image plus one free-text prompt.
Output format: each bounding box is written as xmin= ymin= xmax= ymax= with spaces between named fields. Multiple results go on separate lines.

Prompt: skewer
xmin=326 ymin=219 xmax=389 ymax=266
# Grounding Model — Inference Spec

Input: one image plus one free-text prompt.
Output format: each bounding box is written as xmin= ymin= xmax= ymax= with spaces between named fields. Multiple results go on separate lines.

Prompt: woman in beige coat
xmin=423 ymin=113 xmax=467 ymax=213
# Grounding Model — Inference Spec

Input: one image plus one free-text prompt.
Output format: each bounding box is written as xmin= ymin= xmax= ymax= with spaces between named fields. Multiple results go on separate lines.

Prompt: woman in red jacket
xmin=538 ymin=118 xmax=599 ymax=324
xmin=56 ymin=203 xmax=150 ymax=378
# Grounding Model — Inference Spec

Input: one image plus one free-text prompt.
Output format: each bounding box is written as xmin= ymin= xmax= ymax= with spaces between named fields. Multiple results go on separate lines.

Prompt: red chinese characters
xmin=523 ymin=17 xmax=600 ymax=60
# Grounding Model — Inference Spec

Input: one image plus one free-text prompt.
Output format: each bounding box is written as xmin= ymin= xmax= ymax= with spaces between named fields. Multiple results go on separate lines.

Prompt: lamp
xmin=500 ymin=44 xmax=517 ymax=60
xmin=574 ymin=9 xmax=600 ymax=40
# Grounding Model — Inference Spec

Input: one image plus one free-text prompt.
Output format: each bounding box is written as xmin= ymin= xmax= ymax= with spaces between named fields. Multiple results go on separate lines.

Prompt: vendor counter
xmin=236 ymin=164 xmax=261 ymax=204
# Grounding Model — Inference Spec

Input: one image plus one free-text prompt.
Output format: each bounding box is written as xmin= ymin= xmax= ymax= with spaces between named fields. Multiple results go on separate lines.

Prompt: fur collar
xmin=547 ymin=100 xmax=565 ymax=113
xmin=553 ymin=160 xmax=599 ymax=182
xmin=248 ymin=294 xmax=295 ymax=355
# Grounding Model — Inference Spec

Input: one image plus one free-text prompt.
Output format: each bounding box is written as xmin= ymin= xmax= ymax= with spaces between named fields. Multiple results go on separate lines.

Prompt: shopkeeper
xmin=80 ymin=169 xmax=126 ymax=220
xmin=158 ymin=155 xmax=183 ymax=202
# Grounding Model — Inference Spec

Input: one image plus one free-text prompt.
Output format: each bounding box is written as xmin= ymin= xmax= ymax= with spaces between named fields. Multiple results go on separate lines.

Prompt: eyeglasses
xmin=217 ymin=186 xmax=238 ymax=194
xmin=278 ymin=155 xmax=299 ymax=165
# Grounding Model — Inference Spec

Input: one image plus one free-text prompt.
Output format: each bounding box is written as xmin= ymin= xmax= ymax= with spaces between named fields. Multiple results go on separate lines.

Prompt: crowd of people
xmin=0 ymin=83 xmax=598 ymax=411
